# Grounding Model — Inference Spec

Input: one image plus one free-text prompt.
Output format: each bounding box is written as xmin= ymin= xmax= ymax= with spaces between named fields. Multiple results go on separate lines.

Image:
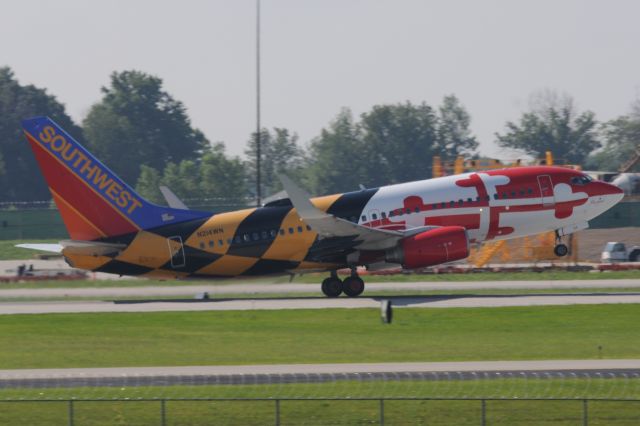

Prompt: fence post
xmin=582 ymin=399 xmax=588 ymax=426
xmin=379 ymin=399 xmax=385 ymax=426
xmin=160 ymin=399 xmax=166 ymax=426
xmin=480 ymin=399 xmax=486 ymax=426
xmin=274 ymin=399 xmax=280 ymax=426
xmin=68 ymin=400 xmax=74 ymax=426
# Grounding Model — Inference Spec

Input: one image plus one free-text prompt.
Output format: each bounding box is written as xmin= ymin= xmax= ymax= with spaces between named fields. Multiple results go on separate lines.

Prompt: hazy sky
xmin=3 ymin=0 xmax=639 ymax=159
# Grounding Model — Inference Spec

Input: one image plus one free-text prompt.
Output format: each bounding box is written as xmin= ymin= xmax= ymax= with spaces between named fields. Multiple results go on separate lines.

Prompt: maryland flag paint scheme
xmin=20 ymin=117 xmax=624 ymax=297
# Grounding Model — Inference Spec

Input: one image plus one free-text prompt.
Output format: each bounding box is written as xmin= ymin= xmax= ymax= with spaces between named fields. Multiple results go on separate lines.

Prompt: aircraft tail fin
xmin=22 ymin=116 xmax=209 ymax=241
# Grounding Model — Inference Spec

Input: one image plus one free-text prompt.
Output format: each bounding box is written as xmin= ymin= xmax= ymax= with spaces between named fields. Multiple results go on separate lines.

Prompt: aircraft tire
xmin=554 ymin=243 xmax=569 ymax=257
xmin=342 ymin=276 xmax=365 ymax=297
xmin=321 ymin=277 xmax=343 ymax=297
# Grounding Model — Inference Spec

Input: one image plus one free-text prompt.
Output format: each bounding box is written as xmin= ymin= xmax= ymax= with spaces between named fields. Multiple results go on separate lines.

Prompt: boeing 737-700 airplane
xmin=19 ymin=117 xmax=624 ymax=297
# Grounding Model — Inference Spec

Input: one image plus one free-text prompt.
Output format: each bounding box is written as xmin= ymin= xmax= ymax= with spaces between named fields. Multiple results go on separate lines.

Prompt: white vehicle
xmin=601 ymin=242 xmax=640 ymax=262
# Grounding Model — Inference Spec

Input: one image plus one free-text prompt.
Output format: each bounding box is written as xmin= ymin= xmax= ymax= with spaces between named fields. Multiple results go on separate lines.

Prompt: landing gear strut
xmin=554 ymin=230 xmax=569 ymax=257
xmin=321 ymin=270 xmax=366 ymax=298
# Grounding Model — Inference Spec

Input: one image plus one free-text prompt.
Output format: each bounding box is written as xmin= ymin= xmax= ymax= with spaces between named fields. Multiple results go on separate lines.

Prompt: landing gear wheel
xmin=342 ymin=276 xmax=365 ymax=297
xmin=321 ymin=277 xmax=343 ymax=297
xmin=554 ymin=243 xmax=569 ymax=257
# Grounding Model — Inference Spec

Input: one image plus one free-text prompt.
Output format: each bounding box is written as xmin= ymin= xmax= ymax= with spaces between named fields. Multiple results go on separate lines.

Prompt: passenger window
xmin=372 ymin=213 xmax=378 ymax=220
xmin=218 ymin=240 xmax=223 ymax=246
xmin=414 ymin=206 xmax=420 ymax=213
xmin=502 ymin=192 xmax=508 ymax=199
xmin=441 ymin=202 xmax=446 ymax=208
xmin=432 ymin=204 xmax=438 ymax=209
xmin=519 ymin=190 xmax=525 ymax=196
xmin=252 ymin=232 xmax=259 ymax=241
xmin=450 ymin=201 xmax=455 ymax=207
xmin=528 ymin=188 xmax=533 ymax=194
xmin=270 ymin=229 xmax=277 ymax=238
xmin=405 ymin=208 xmax=411 ymax=214
xmin=261 ymin=231 xmax=268 ymax=239
xmin=244 ymin=234 xmax=251 ymax=242
xmin=389 ymin=211 xmax=394 ymax=217
xmin=209 ymin=240 xmax=214 ymax=248
xmin=467 ymin=198 xmax=472 ymax=203
xmin=306 ymin=225 xmax=312 ymax=231
xmin=493 ymin=194 xmax=499 ymax=200
xmin=279 ymin=229 xmax=285 ymax=236
xmin=199 ymin=242 xmax=205 ymax=249
xmin=288 ymin=227 xmax=294 ymax=234
xmin=381 ymin=212 xmax=387 ymax=219
xmin=362 ymin=215 xmax=367 ymax=222
xmin=297 ymin=226 xmax=303 ymax=233
xmin=485 ymin=196 xmax=491 ymax=201
xmin=458 ymin=199 xmax=463 ymax=205
xmin=511 ymin=191 xmax=516 ymax=197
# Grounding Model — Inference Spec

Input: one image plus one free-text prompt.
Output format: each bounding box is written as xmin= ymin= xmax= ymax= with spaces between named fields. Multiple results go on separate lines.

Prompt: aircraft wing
xmin=280 ymin=175 xmax=405 ymax=251
xmin=17 ymin=240 xmax=126 ymax=256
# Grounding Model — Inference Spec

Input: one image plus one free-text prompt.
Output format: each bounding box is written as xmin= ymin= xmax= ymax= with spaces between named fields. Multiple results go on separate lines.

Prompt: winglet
xmin=159 ymin=186 xmax=189 ymax=210
xmin=278 ymin=175 xmax=327 ymax=220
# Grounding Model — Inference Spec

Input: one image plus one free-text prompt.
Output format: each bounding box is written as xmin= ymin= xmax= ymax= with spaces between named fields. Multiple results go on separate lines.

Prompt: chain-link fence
xmin=1 ymin=370 xmax=639 ymax=424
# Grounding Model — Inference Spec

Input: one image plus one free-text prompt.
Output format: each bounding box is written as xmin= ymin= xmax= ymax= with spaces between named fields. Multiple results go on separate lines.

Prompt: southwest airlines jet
xmin=19 ymin=117 xmax=624 ymax=297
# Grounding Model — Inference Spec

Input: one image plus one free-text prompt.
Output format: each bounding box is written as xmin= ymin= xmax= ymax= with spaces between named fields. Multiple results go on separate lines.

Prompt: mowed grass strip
xmin=1 ymin=397 xmax=640 ymax=426
xmin=1 ymin=304 xmax=639 ymax=368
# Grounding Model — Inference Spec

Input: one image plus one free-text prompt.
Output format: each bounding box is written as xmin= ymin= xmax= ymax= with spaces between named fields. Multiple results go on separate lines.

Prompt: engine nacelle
xmin=385 ymin=226 xmax=470 ymax=269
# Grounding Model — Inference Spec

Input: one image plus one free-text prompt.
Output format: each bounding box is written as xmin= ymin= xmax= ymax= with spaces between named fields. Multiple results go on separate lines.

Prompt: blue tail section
xmin=23 ymin=116 xmax=211 ymax=237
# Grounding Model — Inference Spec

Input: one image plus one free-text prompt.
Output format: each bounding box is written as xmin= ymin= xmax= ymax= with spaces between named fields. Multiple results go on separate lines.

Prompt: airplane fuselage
xmin=65 ymin=166 xmax=623 ymax=280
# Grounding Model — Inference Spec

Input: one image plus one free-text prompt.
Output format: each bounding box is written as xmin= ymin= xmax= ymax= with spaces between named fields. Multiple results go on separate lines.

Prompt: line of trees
xmin=0 ymin=67 xmax=637 ymax=209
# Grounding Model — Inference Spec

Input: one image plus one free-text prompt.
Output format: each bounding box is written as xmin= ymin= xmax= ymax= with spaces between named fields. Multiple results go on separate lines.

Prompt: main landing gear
xmin=554 ymin=230 xmax=569 ymax=257
xmin=321 ymin=270 xmax=365 ymax=298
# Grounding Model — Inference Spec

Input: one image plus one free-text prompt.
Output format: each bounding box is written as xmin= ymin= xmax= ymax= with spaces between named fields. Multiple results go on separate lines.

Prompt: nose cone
xmin=604 ymin=182 xmax=625 ymax=205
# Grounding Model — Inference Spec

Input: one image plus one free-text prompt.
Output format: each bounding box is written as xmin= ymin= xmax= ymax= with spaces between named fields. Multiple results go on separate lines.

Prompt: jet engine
xmin=385 ymin=226 xmax=470 ymax=269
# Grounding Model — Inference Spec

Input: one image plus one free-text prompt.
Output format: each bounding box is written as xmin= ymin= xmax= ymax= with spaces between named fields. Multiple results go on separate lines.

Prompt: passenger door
xmin=167 ymin=236 xmax=186 ymax=268
xmin=537 ymin=175 xmax=555 ymax=207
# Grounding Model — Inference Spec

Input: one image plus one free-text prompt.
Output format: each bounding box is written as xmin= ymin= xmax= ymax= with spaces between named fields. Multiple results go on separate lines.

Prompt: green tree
xmin=360 ymin=101 xmax=438 ymax=185
xmin=0 ymin=67 xmax=82 ymax=202
xmin=83 ymin=70 xmax=208 ymax=184
xmin=496 ymin=93 xmax=599 ymax=164
xmin=245 ymin=128 xmax=306 ymax=198
xmin=589 ymin=105 xmax=640 ymax=172
xmin=306 ymin=109 xmax=369 ymax=194
xmin=436 ymin=95 xmax=479 ymax=161
xmin=135 ymin=143 xmax=248 ymax=210
xmin=135 ymin=165 xmax=163 ymax=204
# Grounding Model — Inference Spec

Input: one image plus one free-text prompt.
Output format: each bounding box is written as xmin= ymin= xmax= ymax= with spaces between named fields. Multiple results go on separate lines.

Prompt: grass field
xmin=3 ymin=397 xmax=640 ymax=426
xmin=0 ymin=304 xmax=639 ymax=369
xmin=1 ymin=381 xmax=640 ymax=425
xmin=2 ymin=304 xmax=640 ymax=424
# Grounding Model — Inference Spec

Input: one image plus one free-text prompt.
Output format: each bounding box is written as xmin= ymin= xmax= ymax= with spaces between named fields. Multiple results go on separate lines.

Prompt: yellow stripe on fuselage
xmin=195 ymin=255 xmax=259 ymax=276
xmin=185 ymin=208 xmax=256 ymax=254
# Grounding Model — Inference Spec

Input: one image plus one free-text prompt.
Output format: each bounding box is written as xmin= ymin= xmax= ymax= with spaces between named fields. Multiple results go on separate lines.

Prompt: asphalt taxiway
xmin=1 ymin=360 xmax=639 ymax=388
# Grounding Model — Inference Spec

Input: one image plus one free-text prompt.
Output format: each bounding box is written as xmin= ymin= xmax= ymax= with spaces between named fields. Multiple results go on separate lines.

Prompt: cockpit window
xmin=570 ymin=174 xmax=592 ymax=185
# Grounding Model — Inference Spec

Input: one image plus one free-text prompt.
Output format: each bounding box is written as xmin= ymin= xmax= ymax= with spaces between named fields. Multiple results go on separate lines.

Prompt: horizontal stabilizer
xmin=15 ymin=243 xmax=63 ymax=254
xmin=59 ymin=240 xmax=126 ymax=256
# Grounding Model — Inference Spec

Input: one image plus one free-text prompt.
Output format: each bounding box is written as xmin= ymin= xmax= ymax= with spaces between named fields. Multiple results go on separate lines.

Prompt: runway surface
xmin=1 ymin=360 xmax=639 ymax=388
xmin=0 ymin=292 xmax=640 ymax=314
xmin=1 ymin=279 xmax=639 ymax=299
